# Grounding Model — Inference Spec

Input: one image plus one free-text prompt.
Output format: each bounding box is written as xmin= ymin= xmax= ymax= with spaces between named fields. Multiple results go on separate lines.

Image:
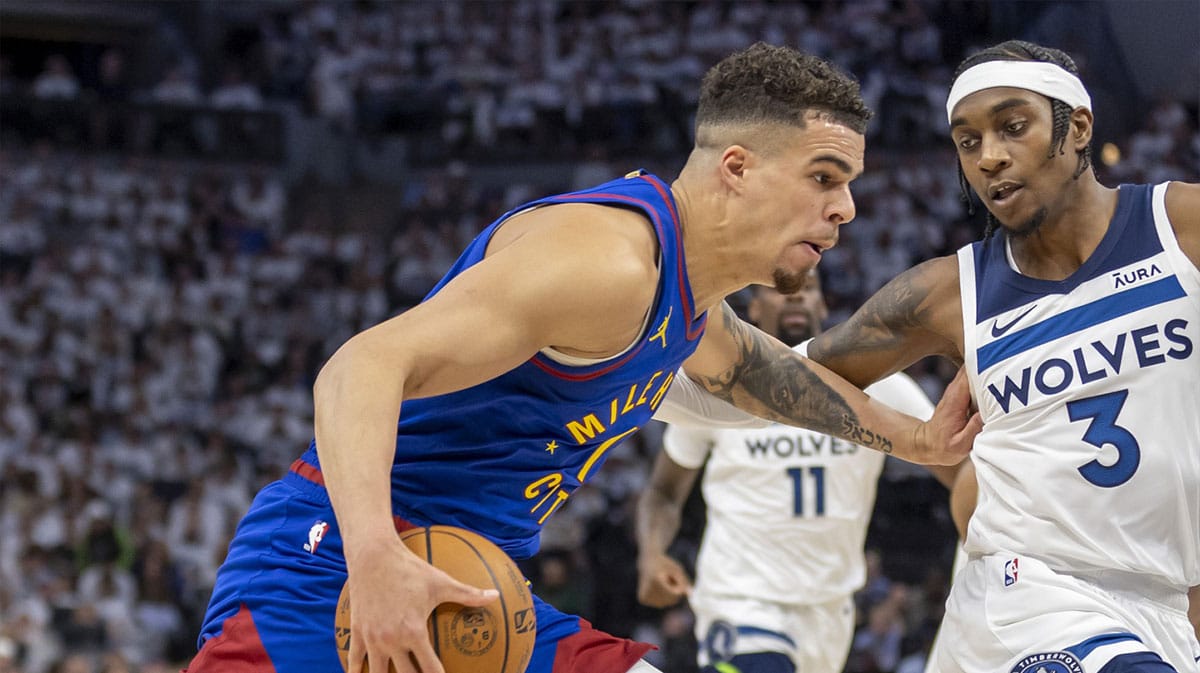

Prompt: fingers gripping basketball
xmin=336 ymin=525 xmax=537 ymax=673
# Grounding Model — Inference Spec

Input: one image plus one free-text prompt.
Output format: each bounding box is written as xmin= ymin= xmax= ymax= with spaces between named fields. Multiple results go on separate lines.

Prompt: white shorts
xmin=691 ymin=592 xmax=855 ymax=672
xmin=927 ymin=553 xmax=1200 ymax=673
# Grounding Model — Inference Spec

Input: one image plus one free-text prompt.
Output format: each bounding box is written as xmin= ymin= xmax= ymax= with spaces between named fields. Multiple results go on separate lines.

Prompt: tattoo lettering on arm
xmin=693 ymin=305 xmax=895 ymax=453
xmin=841 ymin=416 xmax=893 ymax=454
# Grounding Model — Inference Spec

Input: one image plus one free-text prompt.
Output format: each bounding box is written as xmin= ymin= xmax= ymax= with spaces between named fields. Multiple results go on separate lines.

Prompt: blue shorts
xmin=186 ymin=465 xmax=652 ymax=673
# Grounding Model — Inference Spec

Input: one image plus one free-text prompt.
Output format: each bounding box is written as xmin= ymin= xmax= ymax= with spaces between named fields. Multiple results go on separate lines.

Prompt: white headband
xmin=946 ymin=61 xmax=1091 ymax=124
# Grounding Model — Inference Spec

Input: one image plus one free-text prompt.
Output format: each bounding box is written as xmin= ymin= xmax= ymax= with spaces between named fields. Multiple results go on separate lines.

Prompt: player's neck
xmin=671 ymin=179 xmax=764 ymax=311
xmin=1007 ymin=176 xmax=1117 ymax=281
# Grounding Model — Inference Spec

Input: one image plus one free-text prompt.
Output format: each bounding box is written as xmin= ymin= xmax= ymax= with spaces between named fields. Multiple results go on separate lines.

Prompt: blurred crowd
xmin=1 ymin=1 xmax=1198 ymax=672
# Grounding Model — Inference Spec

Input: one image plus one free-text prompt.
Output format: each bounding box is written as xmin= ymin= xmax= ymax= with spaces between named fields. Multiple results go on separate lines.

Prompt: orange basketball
xmin=336 ymin=525 xmax=536 ymax=673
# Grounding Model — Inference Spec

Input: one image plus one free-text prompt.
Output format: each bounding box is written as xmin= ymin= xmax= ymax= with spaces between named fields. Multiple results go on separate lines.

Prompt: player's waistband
xmin=967 ymin=551 xmax=1188 ymax=612
xmin=285 ymin=458 xmax=419 ymax=534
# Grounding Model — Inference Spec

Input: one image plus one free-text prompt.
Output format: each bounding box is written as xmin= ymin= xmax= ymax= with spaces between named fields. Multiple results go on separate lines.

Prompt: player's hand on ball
xmin=916 ymin=366 xmax=983 ymax=466
xmin=636 ymin=553 xmax=692 ymax=608
xmin=345 ymin=536 xmax=498 ymax=673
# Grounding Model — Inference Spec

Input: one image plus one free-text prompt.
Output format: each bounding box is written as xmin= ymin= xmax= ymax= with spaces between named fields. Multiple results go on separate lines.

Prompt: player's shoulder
xmin=1162 ymin=181 xmax=1200 ymax=267
xmin=1163 ymin=180 xmax=1200 ymax=232
xmin=494 ymin=201 xmax=661 ymax=302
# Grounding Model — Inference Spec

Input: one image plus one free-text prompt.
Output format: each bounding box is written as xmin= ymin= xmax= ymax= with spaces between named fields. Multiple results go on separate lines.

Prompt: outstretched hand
xmin=916 ymin=367 xmax=982 ymax=466
xmin=345 ymin=538 xmax=498 ymax=673
xmin=637 ymin=553 xmax=693 ymax=609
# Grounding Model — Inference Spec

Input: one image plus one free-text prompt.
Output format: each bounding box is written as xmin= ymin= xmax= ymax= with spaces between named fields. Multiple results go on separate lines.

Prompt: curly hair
xmin=952 ymin=40 xmax=1094 ymax=243
xmin=696 ymin=42 xmax=872 ymax=143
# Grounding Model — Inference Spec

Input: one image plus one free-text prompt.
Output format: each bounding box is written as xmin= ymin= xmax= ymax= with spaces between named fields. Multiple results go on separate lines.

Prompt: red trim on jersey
xmin=638 ymin=175 xmax=706 ymax=341
xmin=551 ymin=619 xmax=656 ymax=673
xmin=183 ymin=604 xmax=276 ymax=673
xmin=531 ymin=184 xmax=704 ymax=380
xmin=289 ymin=459 xmax=324 ymax=486
xmin=287 ymin=461 xmax=420 ymax=535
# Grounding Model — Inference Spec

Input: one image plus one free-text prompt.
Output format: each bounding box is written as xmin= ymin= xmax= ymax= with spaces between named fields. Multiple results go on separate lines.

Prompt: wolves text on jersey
xmin=987 ymin=318 xmax=1192 ymax=413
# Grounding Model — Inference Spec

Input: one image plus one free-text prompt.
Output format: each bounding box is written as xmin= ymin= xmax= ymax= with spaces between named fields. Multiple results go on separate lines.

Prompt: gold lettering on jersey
xmin=526 ymin=368 xmax=678 ymax=525
xmin=649 ymin=307 xmax=672 ymax=348
xmin=648 ymin=371 xmax=675 ymax=410
xmin=564 ymin=369 xmax=670 ymax=443
xmin=576 ymin=428 xmax=638 ymax=482
xmin=524 ymin=473 xmax=562 ymax=500
xmin=566 ymin=414 xmax=606 ymax=444
xmin=637 ymin=371 xmax=663 ymax=406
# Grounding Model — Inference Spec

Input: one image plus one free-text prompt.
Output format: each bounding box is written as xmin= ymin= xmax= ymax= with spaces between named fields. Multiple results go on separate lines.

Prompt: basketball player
xmin=636 ymin=275 xmax=939 ymax=673
xmin=185 ymin=44 xmax=980 ymax=673
xmin=775 ymin=40 xmax=1200 ymax=672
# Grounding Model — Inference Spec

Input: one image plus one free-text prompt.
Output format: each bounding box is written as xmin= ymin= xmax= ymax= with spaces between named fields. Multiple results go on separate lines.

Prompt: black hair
xmin=697 ymin=42 xmax=872 ymax=138
xmin=952 ymin=40 xmax=1094 ymax=242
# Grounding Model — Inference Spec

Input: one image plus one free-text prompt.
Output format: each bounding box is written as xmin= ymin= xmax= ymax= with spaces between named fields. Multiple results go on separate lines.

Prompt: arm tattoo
xmin=808 ymin=268 xmax=929 ymax=363
xmin=693 ymin=304 xmax=895 ymax=453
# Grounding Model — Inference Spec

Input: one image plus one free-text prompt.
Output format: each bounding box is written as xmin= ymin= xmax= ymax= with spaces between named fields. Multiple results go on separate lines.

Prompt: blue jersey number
xmin=1067 ymin=389 xmax=1140 ymax=488
xmin=786 ymin=466 xmax=826 ymax=516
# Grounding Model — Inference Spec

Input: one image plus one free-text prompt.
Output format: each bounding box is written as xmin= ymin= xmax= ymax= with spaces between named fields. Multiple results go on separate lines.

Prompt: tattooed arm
xmin=682 ymin=289 xmax=979 ymax=466
xmin=808 ymin=255 xmax=964 ymax=388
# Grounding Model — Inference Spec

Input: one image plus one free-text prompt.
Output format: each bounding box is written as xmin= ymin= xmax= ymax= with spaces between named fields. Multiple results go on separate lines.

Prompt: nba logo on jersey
xmin=304 ymin=520 xmax=329 ymax=553
xmin=1004 ymin=557 xmax=1019 ymax=586
xmin=1009 ymin=651 xmax=1083 ymax=673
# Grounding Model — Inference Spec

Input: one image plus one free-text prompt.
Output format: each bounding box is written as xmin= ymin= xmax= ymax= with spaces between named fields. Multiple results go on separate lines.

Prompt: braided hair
xmin=951 ymin=40 xmax=1094 ymax=243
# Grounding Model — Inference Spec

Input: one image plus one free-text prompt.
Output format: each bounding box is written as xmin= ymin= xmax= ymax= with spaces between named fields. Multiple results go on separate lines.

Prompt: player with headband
xmin=780 ymin=39 xmax=1200 ymax=672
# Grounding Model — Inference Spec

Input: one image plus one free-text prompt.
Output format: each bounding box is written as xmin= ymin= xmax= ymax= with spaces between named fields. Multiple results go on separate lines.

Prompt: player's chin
xmin=771 ymin=266 xmax=811 ymax=295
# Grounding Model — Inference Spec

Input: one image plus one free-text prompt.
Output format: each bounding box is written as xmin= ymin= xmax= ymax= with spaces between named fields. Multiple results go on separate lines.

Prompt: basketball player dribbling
xmin=185 ymin=43 xmax=979 ymax=673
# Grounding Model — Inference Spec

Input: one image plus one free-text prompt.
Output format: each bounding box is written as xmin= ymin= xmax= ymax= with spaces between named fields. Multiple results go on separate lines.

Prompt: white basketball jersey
xmin=957 ymin=182 xmax=1200 ymax=592
xmin=664 ymin=347 xmax=934 ymax=606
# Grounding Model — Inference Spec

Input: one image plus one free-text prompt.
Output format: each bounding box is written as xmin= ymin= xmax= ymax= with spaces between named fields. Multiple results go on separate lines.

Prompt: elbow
xmin=313 ymin=337 xmax=361 ymax=416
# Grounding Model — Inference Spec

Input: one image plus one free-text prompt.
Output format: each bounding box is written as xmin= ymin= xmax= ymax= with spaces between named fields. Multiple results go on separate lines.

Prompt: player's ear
xmin=720 ymin=145 xmax=750 ymax=189
xmin=1070 ymin=107 xmax=1094 ymax=151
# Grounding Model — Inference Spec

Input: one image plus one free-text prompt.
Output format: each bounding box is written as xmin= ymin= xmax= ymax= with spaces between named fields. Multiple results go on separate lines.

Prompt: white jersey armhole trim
xmin=955 ymin=246 xmax=982 ymax=395
xmin=1152 ymin=182 xmax=1200 ymax=297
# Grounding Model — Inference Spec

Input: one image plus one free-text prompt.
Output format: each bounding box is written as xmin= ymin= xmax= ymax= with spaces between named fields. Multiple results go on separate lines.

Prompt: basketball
xmin=335 ymin=525 xmax=537 ymax=673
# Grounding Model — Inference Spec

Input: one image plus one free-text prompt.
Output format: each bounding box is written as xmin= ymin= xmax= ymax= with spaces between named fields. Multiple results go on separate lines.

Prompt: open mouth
xmin=803 ymin=242 xmax=825 ymax=257
xmin=989 ymin=182 xmax=1023 ymax=204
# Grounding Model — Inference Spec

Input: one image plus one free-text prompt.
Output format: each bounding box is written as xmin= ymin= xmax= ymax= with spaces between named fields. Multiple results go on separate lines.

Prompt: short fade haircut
xmin=952 ymin=40 xmax=1094 ymax=242
xmin=696 ymin=42 xmax=872 ymax=146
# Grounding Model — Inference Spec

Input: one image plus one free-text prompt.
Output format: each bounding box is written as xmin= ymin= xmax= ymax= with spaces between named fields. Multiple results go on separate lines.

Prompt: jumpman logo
xmin=649 ymin=307 xmax=672 ymax=348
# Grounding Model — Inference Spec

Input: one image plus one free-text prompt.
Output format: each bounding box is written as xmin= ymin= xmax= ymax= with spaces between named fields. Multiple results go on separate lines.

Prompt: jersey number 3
xmin=1067 ymin=389 xmax=1140 ymax=488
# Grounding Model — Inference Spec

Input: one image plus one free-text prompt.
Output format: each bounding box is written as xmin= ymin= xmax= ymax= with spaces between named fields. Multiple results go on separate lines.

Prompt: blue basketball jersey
xmin=298 ymin=171 xmax=707 ymax=559
xmin=956 ymin=182 xmax=1200 ymax=591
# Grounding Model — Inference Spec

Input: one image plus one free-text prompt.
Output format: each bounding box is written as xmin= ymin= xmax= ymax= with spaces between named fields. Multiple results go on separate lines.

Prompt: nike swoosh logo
xmin=990 ymin=304 xmax=1037 ymax=338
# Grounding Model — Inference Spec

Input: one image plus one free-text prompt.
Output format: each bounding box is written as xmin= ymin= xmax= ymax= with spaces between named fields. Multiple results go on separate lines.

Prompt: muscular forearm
xmin=636 ymin=488 xmax=684 ymax=564
xmin=313 ymin=335 xmax=409 ymax=563
xmin=687 ymin=304 xmax=974 ymax=465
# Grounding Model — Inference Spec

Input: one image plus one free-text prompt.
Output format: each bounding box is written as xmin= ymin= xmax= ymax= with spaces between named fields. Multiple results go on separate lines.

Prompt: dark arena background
xmin=0 ymin=1 xmax=1196 ymax=672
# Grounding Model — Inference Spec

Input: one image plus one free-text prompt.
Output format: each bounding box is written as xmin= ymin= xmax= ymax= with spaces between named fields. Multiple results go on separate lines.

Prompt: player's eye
xmin=957 ymin=136 xmax=979 ymax=151
xmin=1005 ymin=120 xmax=1027 ymax=135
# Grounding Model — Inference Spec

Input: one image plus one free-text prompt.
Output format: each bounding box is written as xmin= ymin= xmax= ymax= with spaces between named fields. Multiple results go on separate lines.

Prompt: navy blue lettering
xmin=988 ymin=368 xmax=1032 ymax=413
xmin=1073 ymin=347 xmax=1108 ymax=384
xmin=1164 ymin=318 xmax=1193 ymax=359
xmin=1034 ymin=358 xmax=1074 ymax=395
xmin=1131 ymin=325 xmax=1166 ymax=367
xmin=1092 ymin=333 xmax=1126 ymax=374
